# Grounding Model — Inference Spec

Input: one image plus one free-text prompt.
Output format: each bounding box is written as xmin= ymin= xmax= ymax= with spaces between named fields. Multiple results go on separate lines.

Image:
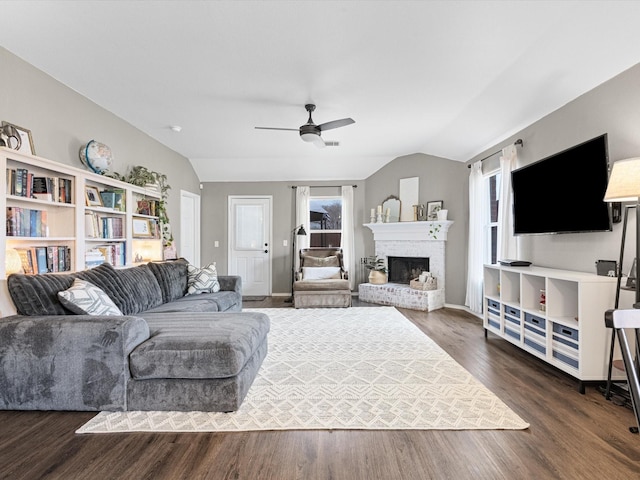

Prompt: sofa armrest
xmin=0 ymin=315 xmax=150 ymax=411
xmin=218 ymin=275 xmax=242 ymax=293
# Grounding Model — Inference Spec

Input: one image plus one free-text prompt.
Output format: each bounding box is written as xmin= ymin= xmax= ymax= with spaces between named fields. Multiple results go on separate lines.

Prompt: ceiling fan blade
xmin=317 ymin=118 xmax=355 ymax=131
xmin=254 ymin=127 xmax=299 ymax=131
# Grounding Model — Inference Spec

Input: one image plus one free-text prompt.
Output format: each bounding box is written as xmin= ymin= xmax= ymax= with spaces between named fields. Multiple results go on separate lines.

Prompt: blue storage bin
xmin=552 ymin=323 xmax=579 ymax=342
xmin=524 ymin=337 xmax=546 ymax=355
xmin=504 ymin=305 xmax=520 ymax=317
xmin=524 ymin=313 xmax=546 ymax=331
xmin=553 ymin=350 xmax=579 ymax=369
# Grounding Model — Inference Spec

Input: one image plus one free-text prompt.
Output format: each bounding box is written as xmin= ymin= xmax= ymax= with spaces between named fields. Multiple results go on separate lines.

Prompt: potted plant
xmin=364 ymin=255 xmax=388 ymax=284
xmin=105 ymin=166 xmax=173 ymax=246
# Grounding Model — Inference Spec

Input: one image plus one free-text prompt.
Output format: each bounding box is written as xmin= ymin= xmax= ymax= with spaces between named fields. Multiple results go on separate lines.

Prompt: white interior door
xmin=180 ymin=190 xmax=200 ymax=266
xmin=228 ymin=196 xmax=272 ymax=296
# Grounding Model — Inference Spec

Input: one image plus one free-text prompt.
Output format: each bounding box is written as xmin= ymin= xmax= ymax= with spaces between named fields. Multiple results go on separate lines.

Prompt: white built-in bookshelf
xmin=1 ymin=146 xmax=163 ymax=316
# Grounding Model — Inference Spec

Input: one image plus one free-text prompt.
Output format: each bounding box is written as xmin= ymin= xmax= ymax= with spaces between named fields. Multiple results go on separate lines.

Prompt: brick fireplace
xmin=359 ymin=221 xmax=453 ymax=311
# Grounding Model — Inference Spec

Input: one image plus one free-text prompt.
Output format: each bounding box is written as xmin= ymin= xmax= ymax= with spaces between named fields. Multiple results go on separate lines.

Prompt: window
xmin=309 ymin=197 xmax=342 ymax=247
xmin=487 ymin=171 xmax=501 ymax=264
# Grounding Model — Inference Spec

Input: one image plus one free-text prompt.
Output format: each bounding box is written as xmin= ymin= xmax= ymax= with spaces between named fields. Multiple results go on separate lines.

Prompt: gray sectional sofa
xmin=0 ymin=259 xmax=270 ymax=412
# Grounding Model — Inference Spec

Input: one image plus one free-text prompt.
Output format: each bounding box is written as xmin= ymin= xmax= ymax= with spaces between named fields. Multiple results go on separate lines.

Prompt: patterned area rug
xmin=76 ymin=307 xmax=528 ymax=433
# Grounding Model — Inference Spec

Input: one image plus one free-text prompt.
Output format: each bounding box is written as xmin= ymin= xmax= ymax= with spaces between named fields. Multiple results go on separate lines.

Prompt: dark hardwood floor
xmin=1 ymin=298 xmax=639 ymax=479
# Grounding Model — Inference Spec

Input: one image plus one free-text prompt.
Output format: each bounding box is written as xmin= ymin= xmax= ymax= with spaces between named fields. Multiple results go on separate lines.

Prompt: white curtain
xmin=341 ymin=185 xmax=356 ymax=290
xmin=465 ymin=161 xmax=485 ymax=314
xmin=295 ymin=186 xmax=310 ymax=271
xmin=498 ymin=145 xmax=518 ymax=261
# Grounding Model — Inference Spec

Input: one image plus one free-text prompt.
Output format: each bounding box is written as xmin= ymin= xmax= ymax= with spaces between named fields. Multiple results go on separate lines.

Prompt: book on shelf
xmin=6 ymin=168 xmax=72 ymax=203
xmin=14 ymin=248 xmax=34 ymax=274
xmin=6 ymin=207 xmax=48 ymax=237
xmin=35 ymin=247 xmax=48 ymax=274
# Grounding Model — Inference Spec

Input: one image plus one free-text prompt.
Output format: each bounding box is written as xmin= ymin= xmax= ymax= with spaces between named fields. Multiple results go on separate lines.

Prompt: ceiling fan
xmin=255 ymin=104 xmax=354 ymax=148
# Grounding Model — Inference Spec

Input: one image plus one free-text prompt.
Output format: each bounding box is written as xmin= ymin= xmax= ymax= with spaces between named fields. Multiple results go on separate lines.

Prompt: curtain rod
xmin=467 ymin=139 xmax=524 ymax=168
xmin=291 ymin=185 xmax=358 ymax=188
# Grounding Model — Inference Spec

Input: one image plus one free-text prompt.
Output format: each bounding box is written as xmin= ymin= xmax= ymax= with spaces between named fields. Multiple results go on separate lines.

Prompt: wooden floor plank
xmin=1 ymin=299 xmax=639 ymax=479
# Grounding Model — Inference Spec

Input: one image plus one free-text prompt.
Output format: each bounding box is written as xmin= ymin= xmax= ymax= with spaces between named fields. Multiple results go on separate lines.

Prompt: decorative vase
xmin=369 ymin=270 xmax=387 ymax=284
xmin=437 ymin=209 xmax=448 ymax=221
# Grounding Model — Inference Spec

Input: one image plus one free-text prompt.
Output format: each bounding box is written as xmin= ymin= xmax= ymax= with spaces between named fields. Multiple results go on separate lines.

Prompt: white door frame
xmin=179 ymin=189 xmax=201 ymax=266
xmin=228 ymin=195 xmax=272 ymax=296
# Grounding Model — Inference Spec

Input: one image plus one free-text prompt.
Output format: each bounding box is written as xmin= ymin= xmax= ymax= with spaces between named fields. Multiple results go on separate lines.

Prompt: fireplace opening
xmin=387 ymin=256 xmax=430 ymax=284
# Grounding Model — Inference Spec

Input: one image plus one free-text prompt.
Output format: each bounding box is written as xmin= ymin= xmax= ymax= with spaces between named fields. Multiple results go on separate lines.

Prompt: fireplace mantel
xmin=363 ymin=221 xmax=454 ymax=241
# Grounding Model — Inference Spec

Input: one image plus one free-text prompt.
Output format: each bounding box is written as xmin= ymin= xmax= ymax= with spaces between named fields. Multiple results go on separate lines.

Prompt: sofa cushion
xmin=187 ymin=263 xmax=221 ymax=295
xmin=148 ymin=259 xmax=189 ymax=303
xmin=293 ymin=278 xmax=350 ymax=291
xmin=303 ymin=255 xmax=339 ymax=267
xmin=58 ymin=279 xmax=123 ymax=316
xmin=302 ymin=266 xmax=342 ymax=280
xmin=129 ymin=312 xmax=270 ymax=379
xmin=82 ymin=263 xmax=163 ymax=315
xmin=144 ymin=294 xmax=221 ymax=313
xmin=7 ymin=263 xmax=163 ymax=316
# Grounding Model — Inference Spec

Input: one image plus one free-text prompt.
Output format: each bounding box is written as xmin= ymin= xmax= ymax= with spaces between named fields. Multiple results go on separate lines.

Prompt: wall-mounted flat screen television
xmin=511 ymin=134 xmax=611 ymax=235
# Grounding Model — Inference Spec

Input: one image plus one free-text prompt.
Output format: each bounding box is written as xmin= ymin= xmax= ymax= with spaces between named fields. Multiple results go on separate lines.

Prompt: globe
xmin=79 ymin=140 xmax=113 ymax=174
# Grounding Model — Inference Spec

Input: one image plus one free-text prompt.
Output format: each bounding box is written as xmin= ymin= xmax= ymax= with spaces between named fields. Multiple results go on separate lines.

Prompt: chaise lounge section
xmin=0 ymin=259 xmax=270 ymax=412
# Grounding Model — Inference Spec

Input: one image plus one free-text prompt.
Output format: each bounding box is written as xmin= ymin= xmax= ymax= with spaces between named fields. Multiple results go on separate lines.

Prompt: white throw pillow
xmin=58 ymin=279 xmax=123 ymax=316
xmin=302 ymin=266 xmax=342 ymax=280
xmin=187 ymin=262 xmax=221 ymax=295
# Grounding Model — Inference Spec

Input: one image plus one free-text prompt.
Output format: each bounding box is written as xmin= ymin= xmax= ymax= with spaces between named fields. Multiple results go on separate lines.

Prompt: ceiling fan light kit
xmin=256 ymin=103 xmax=354 ymax=148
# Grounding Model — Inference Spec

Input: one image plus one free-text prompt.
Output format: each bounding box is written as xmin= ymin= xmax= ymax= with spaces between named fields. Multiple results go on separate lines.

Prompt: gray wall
xmin=364 ymin=154 xmax=469 ymax=305
xmin=200 ymin=181 xmax=367 ymax=294
xmin=0 ymin=47 xmax=200 ymax=249
xmin=469 ymin=62 xmax=640 ymax=280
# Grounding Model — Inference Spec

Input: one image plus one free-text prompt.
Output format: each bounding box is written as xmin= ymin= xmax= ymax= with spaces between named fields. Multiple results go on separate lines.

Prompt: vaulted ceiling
xmin=1 ymin=1 xmax=639 ymax=182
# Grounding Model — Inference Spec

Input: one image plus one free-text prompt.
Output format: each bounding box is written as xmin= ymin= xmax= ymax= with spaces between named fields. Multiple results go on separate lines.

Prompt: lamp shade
xmin=5 ymin=248 xmax=22 ymax=274
xmin=604 ymin=157 xmax=640 ymax=202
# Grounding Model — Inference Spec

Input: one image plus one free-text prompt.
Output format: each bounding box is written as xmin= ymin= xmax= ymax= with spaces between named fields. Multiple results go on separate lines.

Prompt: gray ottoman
xmin=127 ymin=311 xmax=270 ymax=411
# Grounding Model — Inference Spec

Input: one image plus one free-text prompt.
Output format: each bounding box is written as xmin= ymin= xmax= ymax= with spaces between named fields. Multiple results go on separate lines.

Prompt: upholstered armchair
xmin=293 ymin=247 xmax=352 ymax=308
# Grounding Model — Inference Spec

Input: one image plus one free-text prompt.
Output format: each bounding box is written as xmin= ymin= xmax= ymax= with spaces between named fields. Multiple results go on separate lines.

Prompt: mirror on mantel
xmin=382 ymin=195 xmax=401 ymax=223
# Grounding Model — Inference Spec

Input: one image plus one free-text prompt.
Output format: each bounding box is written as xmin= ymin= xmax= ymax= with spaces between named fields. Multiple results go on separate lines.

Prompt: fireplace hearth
xmin=388 ymin=256 xmax=429 ymax=284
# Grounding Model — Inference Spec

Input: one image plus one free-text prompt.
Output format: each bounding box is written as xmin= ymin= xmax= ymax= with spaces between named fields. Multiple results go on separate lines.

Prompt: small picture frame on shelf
xmin=137 ymin=200 xmax=151 ymax=215
xmin=133 ymin=218 xmax=153 ymax=237
xmin=1 ymin=121 xmax=36 ymax=155
xmin=426 ymin=201 xmax=443 ymax=220
xmin=100 ymin=191 xmax=116 ymax=209
xmin=85 ymin=186 xmax=103 ymax=207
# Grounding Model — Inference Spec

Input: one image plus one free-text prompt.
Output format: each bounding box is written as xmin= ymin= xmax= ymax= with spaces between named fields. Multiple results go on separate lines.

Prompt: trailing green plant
xmin=105 ymin=166 xmax=173 ymax=245
xmin=428 ymin=222 xmax=441 ymax=239
xmin=363 ymin=255 xmax=388 ymax=273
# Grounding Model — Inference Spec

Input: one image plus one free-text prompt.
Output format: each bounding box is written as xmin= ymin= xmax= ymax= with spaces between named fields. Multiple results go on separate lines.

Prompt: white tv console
xmin=483 ymin=264 xmax=622 ymax=393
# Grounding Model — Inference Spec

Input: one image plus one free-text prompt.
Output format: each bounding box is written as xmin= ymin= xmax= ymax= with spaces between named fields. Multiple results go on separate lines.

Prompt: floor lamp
xmin=603 ymin=157 xmax=640 ymax=401
xmin=604 ymin=157 xmax=640 ymax=308
xmin=286 ymin=224 xmax=307 ymax=303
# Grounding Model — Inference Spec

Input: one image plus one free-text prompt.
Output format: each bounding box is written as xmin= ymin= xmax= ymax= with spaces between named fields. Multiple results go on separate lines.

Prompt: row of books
xmin=14 ymin=246 xmax=72 ymax=274
xmin=85 ymin=243 xmax=126 ymax=268
xmin=7 ymin=168 xmax=73 ymax=203
xmin=6 ymin=207 xmax=49 ymax=237
xmin=85 ymin=212 xmax=124 ymax=239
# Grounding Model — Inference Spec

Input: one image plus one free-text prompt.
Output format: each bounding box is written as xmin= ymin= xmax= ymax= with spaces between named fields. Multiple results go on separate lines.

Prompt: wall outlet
xmin=214 ymin=240 xmax=219 ymax=248
xmin=283 ymin=239 xmax=288 ymax=247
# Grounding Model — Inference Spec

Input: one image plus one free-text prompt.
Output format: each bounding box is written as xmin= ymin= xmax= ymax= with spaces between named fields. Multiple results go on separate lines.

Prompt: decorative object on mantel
xmin=381 ymin=195 xmax=401 ymax=223
xmin=79 ymin=140 xmax=113 ymax=174
xmin=426 ymin=200 xmax=443 ymax=220
xmin=413 ymin=204 xmax=426 ymax=221
xmin=364 ymin=255 xmax=388 ymax=284
xmin=399 ymin=177 xmax=419 ymax=221
xmin=437 ymin=209 xmax=448 ymax=221
xmin=105 ymin=165 xmax=173 ymax=247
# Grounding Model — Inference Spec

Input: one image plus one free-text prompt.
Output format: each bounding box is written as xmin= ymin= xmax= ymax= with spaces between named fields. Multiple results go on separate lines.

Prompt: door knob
xmin=264 ymin=250 xmax=269 ymax=253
